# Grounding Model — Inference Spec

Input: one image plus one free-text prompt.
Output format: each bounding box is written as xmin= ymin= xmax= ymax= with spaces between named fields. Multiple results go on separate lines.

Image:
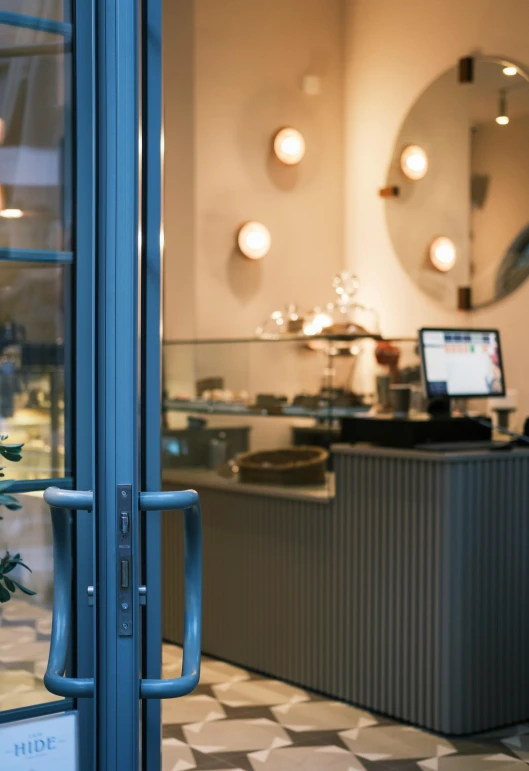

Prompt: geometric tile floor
xmin=2 ymin=600 xmax=529 ymax=770
xmin=161 ymin=644 xmax=529 ymax=771
xmin=0 ymin=600 xmax=60 ymax=712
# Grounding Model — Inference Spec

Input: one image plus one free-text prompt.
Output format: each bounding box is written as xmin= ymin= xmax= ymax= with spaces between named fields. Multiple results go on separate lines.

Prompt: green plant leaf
xmin=0 ymin=494 xmax=22 ymax=510
xmin=10 ymin=579 xmax=36 ymax=596
xmin=3 ymin=577 xmax=15 ymax=593
xmin=0 ymin=584 xmax=11 ymax=603
xmin=7 ymin=558 xmax=32 ymax=572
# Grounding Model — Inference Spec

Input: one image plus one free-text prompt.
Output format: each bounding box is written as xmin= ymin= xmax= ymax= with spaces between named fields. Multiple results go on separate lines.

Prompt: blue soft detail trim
xmin=2 ymin=477 xmax=73 ymax=494
xmin=0 ymin=11 xmax=72 ymax=37
xmin=0 ymin=249 xmax=73 ymax=264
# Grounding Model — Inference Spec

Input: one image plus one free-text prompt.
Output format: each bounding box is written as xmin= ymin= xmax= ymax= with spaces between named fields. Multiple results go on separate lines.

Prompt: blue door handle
xmin=43 ymin=488 xmax=95 ymax=698
xmin=139 ymin=490 xmax=202 ymax=699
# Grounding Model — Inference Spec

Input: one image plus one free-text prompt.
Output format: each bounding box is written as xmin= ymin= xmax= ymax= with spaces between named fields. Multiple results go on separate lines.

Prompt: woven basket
xmin=238 ymin=445 xmax=328 ymax=487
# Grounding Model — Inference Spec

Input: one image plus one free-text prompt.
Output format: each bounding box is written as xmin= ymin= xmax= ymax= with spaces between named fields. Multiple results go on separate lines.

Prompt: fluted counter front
xmin=162 ymin=445 xmax=529 ymax=734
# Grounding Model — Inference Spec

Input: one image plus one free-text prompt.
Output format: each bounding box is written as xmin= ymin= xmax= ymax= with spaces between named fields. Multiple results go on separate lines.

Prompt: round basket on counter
xmin=238 ymin=445 xmax=328 ymax=487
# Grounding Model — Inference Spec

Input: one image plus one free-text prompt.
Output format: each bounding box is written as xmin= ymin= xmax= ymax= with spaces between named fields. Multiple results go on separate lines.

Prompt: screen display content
xmin=420 ymin=329 xmax=505 ymax=399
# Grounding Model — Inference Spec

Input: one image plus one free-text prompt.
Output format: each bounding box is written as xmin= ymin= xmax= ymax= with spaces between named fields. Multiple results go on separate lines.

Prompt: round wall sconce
xmin=400 ymin=145 xmax=428 ymax=180
xmin=503 ymin=66 xmax=518 ymax=76
xmin=0 ymin=208 xmax=23 ymax=219
xmin=273 ymin=127 xmax=306 ymax=166
xmin=238 ymin=221 xmax=271 ymax=260
xmin=430 ymin=236 xmax=456 ymax=272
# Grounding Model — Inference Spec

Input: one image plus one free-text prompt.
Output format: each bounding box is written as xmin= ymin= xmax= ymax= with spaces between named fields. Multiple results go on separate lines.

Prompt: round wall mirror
xmin=385 ymin=56 xmax=529 ymax=310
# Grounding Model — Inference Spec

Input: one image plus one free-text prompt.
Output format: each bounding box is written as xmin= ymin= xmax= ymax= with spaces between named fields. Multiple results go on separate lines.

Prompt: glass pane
xmin=0 ymin=491 xmax=59 ymax=711
xmin=0 ymin=15 xmax=71 ymax=251
xmin=0 ymin=262 xmax=69 ymax=480
xmin=0 ymin=2 xmax=65 ymax=20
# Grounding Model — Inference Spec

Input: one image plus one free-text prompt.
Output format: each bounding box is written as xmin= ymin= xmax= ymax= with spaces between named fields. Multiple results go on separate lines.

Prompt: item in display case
xmin=208 ymin=433 xmax=228 ymax=470
xmin=162 ymin=425 xmax=250 ymax=469
xmin=255 ymin=304 xmax=305 ymax=337
xmin=375 ymin=340 xmax=401 ymax=383
xmin=238 ymin=445 xmax=328 ymax=486
xmin=197 ymin=377 xmax=224 ymax=396
xmin=292 ymin=394 xmax=320 ymax=410
xmin=254 ymin=393 xmax=288 ymax=411
xmin=376 ymin=374 xmax=391 ymax=410
xmin=255 ymin=273 xmax=380 ymax=342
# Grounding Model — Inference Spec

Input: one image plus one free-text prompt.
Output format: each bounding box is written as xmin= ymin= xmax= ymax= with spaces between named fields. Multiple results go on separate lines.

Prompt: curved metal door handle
xmin=43 ymin=488 xmax=95 ymax=698
xmin=140 ymin=489 xmax=202 ymax=699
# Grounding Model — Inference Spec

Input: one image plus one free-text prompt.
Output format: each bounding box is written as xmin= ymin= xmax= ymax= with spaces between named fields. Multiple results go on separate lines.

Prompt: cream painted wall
xmin=344 ymin=0 xmax=529 ymax=421
xmin=192 ymin=0 xmax=346 ymax=339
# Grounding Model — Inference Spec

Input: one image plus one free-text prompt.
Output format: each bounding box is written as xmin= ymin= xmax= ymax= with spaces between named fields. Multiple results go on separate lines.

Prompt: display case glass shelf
xmin=162 ymin=334 xmax=418 ymax=495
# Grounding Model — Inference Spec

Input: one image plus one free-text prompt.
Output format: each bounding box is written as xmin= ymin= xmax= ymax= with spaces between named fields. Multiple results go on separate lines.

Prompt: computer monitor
xmin=419 ymin=328 xmax=506 ymax=399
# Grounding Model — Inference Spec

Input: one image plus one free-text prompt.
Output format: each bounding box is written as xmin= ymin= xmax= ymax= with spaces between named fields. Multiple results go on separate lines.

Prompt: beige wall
xmin=344 ymin=0 xmax=529 ymax=420
xmin=163 ymin=0 xmax=346 ymax=342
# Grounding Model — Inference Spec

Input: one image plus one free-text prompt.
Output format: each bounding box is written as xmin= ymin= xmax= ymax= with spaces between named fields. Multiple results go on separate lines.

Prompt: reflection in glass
xmin=0 ymin=492 xmax=60 ymax=712
xmin=0 ymin=263 xmax=69 ymax=480
xmin=385 ymin=56 xmax=529 ymax=309
xmin=0 ymin=2 xmax=64 ymax=20
xmin=0 ymin=12 xmax=71 ymax=251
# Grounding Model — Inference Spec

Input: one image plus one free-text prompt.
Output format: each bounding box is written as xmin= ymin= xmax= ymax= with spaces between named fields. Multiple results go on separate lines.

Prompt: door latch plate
xmin=117 ymin=484 xmax=133 ymax=636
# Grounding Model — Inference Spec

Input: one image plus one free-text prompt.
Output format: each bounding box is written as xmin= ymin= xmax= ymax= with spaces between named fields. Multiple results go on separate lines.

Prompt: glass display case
xmin=162 ymin=333 xmax=419 ymax=496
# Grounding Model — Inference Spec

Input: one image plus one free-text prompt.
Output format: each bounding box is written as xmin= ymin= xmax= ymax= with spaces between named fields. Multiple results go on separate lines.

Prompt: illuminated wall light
xmin=503 ymin=66 xmax=518 ymax=76
xmin=400 ymin=145 xmax=428 ymax=180
xmin=430 ymin=236 xmax=456 ymax=272
xmin=273 ymin=127 xmax=306 ymax=166
xmin=496 ymin=89 xmax=509 ymax=125
xmin=238 ymin=221 xmax=271 ymax=260
xmin=0 ymin=209 xmax=23 ymax=219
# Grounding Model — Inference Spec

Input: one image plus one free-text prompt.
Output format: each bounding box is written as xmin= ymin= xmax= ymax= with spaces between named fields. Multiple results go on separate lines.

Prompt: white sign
xmin=0 ymin=712 xmax=77 ymax=771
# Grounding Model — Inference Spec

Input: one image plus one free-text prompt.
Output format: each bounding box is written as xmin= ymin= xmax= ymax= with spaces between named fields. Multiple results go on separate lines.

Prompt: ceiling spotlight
xmin=237 ymin=221 xmax=271 ymax=260
xmin=503 ymin=66 xmax=517 ymax=77
xmin=430 ymin=236 xmax=456 ymax=272
xmin=400 ymin=145 xmax=428 ymax=180
xmin=496 ymin=89 xmax=509 ymax=125
xmin=273 ymin=128 xmax=306 ymax=166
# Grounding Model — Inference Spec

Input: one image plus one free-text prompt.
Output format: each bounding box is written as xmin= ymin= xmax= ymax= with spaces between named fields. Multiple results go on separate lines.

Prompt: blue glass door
xmin=0 ymin=3 xmax=201 ymax=771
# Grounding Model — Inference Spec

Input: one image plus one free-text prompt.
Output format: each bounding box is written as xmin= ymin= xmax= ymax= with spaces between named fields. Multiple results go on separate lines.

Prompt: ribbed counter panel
xmin=162 ymin=447 xmax=529 ymax=734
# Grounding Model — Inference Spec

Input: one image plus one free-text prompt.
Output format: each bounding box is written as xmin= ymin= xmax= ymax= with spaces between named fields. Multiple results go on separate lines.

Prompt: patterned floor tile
xmin=418 ymin=753 xmax=529 ymax=770
xmin=183 ymin=718 xmax=291 ymax=754
xmin=340 ymin=725 xmax=456 ymax=762
xmin=213 ymin=679 xmax=309 ymax=708
xmin=0 ymin=625 xmax=37 ymax=646
xmin=162 ymin=738 xmax=197 ymax=771
xmin=248 ymin=744 xmax=366 ymax=770
xmin=0 ymin=669 xmax=36 ymax=694
xmin=0 ymin=640 xmax=51 ymax=664
xmin=502 ymin=734 xmax=529 ymax=763
xmin=36 ymin=616 xmax=52 ymax=636
xmin=163 ymin=694 xmax=226 ymax=725
xmin=162 ymin=644 xmax=249 ymax=686
xmin=1 ymin=600 xmax=51 ymax=623
xmin=0 ymin=686 xmax=62 ymax=711
xmin=200 ymin=660 xmax=251 ymax=686
xmin=272 ymin=700 xmax=377 ymax=732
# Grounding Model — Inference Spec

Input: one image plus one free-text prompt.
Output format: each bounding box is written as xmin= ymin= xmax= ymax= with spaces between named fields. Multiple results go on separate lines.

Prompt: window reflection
xmin=0 ymin=263 xmax=69 ymax=479
xmin=0 ymin=9 xmax=70 ymax=251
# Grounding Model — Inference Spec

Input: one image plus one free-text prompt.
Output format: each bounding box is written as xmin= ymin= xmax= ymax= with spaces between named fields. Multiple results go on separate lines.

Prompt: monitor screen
xmin=419 ymin=328 xmax=506 ymax=399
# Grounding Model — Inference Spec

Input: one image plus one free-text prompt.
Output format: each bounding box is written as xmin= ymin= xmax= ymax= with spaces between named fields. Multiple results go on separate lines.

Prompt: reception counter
xmin=162 ymin=444 xmax=529 ymax=735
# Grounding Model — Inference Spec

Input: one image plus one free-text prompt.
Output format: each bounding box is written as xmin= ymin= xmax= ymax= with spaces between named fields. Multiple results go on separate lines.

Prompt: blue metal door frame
xmin=0 ymin=5 xmax=202 ymax=770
